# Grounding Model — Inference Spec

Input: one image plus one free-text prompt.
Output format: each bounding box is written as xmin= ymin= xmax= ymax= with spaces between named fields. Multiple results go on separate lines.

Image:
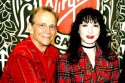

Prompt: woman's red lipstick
xmin=86 ymin=35 xmax=94 ymax=39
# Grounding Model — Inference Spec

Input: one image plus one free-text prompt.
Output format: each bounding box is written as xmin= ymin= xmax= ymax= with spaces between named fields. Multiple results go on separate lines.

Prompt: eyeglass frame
xmin=32 ymin=22 xmax=57 ymax=30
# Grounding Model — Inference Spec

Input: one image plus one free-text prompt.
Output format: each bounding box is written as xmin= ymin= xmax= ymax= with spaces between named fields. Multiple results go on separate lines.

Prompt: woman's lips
xmin=86 ymin=35 xmax=94 ymax=39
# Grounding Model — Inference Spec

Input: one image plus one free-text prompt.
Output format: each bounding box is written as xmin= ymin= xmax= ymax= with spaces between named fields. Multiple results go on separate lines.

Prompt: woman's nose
xmin=88 ymin=25 xmax=93 ymax=34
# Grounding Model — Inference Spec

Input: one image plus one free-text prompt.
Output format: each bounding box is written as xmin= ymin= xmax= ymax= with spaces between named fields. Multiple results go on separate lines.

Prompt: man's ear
xmin=27 ymin=23 xmax=33 ymax=34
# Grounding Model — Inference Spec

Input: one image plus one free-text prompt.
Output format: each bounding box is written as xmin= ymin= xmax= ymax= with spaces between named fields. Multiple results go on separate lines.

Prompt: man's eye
xmin=40 ymin=24 xmax=45 ymax=27
xmin=40 ymin=24 xmax=46 ymax=27
xmin=50 ymin=25 xmax=56 ymax=28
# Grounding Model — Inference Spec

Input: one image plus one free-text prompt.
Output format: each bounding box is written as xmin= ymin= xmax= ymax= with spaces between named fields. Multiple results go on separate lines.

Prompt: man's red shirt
xmin=1 ymin=36 xmax=59 ymax=83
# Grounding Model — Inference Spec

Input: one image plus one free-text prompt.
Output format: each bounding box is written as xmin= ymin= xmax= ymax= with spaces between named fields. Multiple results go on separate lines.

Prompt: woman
xmin=57 ymin=8 xmax=120 ymax=83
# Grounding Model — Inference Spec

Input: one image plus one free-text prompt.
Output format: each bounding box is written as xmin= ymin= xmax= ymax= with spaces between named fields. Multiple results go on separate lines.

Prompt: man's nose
xmin=45 ymin=26 xmax=50 ymax=33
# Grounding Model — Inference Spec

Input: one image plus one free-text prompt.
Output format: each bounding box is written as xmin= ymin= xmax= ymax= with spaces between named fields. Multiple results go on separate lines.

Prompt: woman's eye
xmin=82 ymin=24 xmax=87 ymax=27
xmin=94 ymin=25 xmax=99 ymax=27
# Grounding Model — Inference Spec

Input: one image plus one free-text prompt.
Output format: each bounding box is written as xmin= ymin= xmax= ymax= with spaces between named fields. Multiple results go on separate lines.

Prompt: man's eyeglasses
xmin=33 ymin=23 xmax=57 ymax=29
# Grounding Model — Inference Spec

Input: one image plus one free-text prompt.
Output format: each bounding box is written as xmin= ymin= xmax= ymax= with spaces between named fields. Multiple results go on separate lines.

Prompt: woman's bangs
xmin=82 ymin=15 xmax=98 ymax=23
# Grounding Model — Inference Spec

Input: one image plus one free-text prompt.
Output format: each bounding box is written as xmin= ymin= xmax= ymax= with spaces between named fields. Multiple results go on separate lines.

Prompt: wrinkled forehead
xmin=35 ymin=10 xmax=55 ymax=20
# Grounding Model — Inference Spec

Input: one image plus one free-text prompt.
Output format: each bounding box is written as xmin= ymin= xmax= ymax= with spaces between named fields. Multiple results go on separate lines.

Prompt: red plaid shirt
xmin=57 ymin=45 xmax=120 ymax=83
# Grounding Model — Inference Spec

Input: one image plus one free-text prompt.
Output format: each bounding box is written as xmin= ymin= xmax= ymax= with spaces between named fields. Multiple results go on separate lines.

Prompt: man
xmin=0 ymin=6 xmax=59 ymax=83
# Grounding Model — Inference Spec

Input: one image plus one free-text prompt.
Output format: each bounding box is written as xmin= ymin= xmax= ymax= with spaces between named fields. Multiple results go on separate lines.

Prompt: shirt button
xmin=41 ymin=78 xmax=46 ymax=81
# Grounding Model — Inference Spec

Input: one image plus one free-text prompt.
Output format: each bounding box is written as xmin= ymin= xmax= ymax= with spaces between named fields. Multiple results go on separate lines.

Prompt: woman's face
xmin=79 ymin=21 xmax=100 ymax=46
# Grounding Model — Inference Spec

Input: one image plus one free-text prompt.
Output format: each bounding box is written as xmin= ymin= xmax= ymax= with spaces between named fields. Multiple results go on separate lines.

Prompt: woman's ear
xmin=27 ymin=23 xmax=33 ymax=34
